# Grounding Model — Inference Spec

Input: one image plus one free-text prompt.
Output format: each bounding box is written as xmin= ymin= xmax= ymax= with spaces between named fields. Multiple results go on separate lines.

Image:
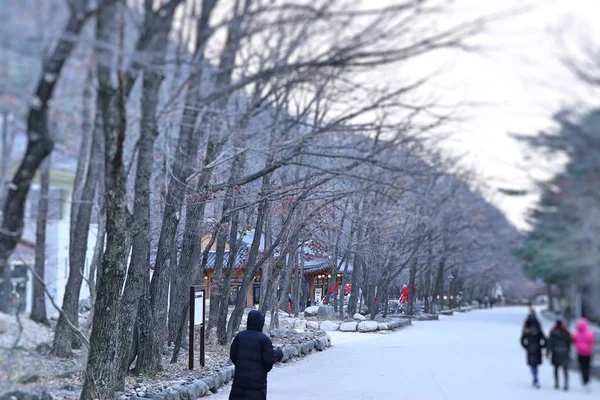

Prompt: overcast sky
xmin=376 ymin=0 xmax=600 ymax=229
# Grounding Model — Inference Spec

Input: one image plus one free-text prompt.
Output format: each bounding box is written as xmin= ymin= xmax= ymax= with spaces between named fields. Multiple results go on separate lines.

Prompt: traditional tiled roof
xmin=149 ymin=232 xmax=353 ymax=275
xmin=302 ymin=256 xmax=353 ymax=274
xmin=204 ymin=245 xmax=249 ymax=270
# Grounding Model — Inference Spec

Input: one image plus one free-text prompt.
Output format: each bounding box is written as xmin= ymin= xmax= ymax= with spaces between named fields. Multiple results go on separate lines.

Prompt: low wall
xmin=121 ymin=334 xmax=332 ymax=400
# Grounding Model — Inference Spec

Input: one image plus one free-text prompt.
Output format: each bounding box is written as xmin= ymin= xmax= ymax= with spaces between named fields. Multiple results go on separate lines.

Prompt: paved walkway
xmin=212 ymin=307 xmax=597 ymax=399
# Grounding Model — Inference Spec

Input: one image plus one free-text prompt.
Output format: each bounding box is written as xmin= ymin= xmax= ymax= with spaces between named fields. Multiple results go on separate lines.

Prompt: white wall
xmin=21 ymin=182 xmax=100 ymax=318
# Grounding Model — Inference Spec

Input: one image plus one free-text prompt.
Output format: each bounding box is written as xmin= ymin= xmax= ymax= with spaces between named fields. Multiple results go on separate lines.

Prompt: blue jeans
xmin=531 ymin=366 xmax=539 ymax=383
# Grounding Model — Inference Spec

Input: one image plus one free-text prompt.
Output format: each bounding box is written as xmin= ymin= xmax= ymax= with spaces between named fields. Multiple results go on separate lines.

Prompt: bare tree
xmin=0 ymin=0 xmax=93 ymax=313
xmin=30 ymin=157 xmax=50 ymax=324
xmin=81 ymin=2 xmax=131 ymax=398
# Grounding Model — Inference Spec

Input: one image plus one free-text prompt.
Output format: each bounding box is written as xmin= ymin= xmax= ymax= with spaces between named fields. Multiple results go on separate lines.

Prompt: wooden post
xmin=189 ymin=286 xmax=194 ymax=370
xmin=189 ymin=285 xmax=206 ymax=370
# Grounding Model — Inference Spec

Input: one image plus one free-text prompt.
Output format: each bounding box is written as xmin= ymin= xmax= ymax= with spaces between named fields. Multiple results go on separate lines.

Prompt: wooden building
xmin=303 ymin=256 xmax=353 ymax=305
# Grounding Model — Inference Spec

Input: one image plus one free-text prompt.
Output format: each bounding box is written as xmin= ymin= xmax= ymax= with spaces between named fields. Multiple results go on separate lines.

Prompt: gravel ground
xmin=0 ymin=311 xmax=327 ymax=399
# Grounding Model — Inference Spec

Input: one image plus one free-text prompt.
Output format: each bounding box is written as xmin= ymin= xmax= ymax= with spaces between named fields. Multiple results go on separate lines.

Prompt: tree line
xmin=0 ymin=1 xmax=526 ymax=398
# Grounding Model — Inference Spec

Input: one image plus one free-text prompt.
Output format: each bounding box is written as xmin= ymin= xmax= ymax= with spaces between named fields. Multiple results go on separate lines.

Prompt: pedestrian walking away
xmin=572 ymin=318 xmax=595 ymax=391
xmin=520 ymin=310 xmax=547 ymax=388
xmin=229 ymin=310 xmax=284 ymax=400
xmin=547 ymin=319 xmax=572 ymax=391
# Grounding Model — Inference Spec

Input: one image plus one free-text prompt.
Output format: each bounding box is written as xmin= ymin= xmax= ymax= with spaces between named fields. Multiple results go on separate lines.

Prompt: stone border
xmin=333 ymin=318 xmax=411 ymax=333
xmin=412 ymin=314 xmax=439 ymax=321
xmin=138 ymin=335 xmax=332 ymax=400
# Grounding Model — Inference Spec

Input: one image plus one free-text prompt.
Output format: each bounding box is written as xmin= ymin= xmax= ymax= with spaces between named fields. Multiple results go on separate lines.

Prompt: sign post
xmin=189 ymin=285 xmax=206 ymax=370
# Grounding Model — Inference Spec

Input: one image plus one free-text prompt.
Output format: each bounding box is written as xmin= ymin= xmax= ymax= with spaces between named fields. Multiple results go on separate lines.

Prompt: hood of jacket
xmin=577 ymin=318 xmax=590 ymax=333
xmin=573 ymin=318 xmax=595 ymax=356
xmin=525 ymin=315 xmax=540 ymax=330
xmin=247 ymin=310 xmax=265 ymax=332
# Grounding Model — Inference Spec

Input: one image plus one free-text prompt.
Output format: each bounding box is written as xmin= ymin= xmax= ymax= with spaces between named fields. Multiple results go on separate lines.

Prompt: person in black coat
xmin=229 ymin=310 xmax=283 ymax=400
xmin=521 ymin=311 xmax=547 ymax=388
xmin=547 ymin=319 xmax=572 ymax=391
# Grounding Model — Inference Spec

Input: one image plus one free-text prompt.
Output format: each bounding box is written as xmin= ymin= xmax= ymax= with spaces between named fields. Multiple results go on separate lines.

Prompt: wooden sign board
xmin=194 ymin=290 xmax=204 ymax=326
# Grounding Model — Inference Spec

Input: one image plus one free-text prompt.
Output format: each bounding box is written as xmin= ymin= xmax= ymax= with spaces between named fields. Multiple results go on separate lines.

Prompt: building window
xmin=27 ymin=187 xmax=65 ymax=221
xmin=0 ymin=263 xmax=29 ymax=313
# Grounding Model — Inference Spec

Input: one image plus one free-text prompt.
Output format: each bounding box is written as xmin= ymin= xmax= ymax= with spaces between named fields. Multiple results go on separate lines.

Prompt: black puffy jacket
xmin=521 ymin=316 xmax=547 ymax=366
xmin=229 ymin=311 xmax=282 ymax=400
xmin=547 ymin=325 xmax=572 ymax=366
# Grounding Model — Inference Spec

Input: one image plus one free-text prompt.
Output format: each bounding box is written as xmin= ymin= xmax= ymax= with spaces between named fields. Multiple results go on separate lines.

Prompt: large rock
xmin=0 ymin=319 xmax=7 ymax=334
xmin=269 ymin=328 xmax=286 ymax=338
xmin=340 ymin=321 xmax=358 ymax=332
xmin=314 ymin=336 xmax=330 ymax=351
xmin=307 ymin=321 xmax=319 ymax=330
xmin=387 ymin=319 xmax=412 ymax=330
xmin=224 ymin=365 xmax=235 ymax=381
xmin=294 ymin=319 xmax=307 ymax=330
xmin=377 ymin=323 xmax=389 ymax=331
xmin=317 ymin=305 xmax=336 ymax=320
xmin=357 ymin=321 xmax=378 ymax=332
xmin=304 ymin=306 xmax=319 ymax=317
xmin=415 ymin=314 xmax=439 ymax=321
xmin=319 ymin=321 xmax=340 ymax=331
xmin=353 ymin=313 xmax=366 ymax=321
xmin=281 ymin=345 xmax=299 ymax=362
xmin=188 ymin=381 xmax=209 ymax=399
xmin=201 ymin=375 xmax=220 ymax=393
xmin=301 ymin=340 xmax=315 ymax=355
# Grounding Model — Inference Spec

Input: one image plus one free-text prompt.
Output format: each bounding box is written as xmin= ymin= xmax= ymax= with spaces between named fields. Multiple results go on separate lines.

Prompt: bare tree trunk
xmin=433 ymin=255 xmax=446 ymax=310
xmin=117 ymin=68 xmax=164 ymax=383
xmin=148 ymin=0 xmax=218 ymax=369
xmin=382 ymin=285 xmax=389 ymax=318
xmin=226 ymin=209 xmax=266 ymax=341
xmin=81 ymin=3 xmax=131 ymax=398
xmin=53 ymin=122 xmax=101 ymax=357
xmin=118 ymin=0 xmax=180 ymax=375
xmin=407 ymin=256 xmax=418 ymax=316
xmin=259 ymin=220 xmax=274 ymax=314
xmin=277 ymin=247 xmax=295 ymax=313
xmin=325 ymin=199 xmax=349 ymax=304
xmin=297 ymin=254 xmax=305 ymax=318
xmin=83 ymin=193 xmax=105 ymax=333
xmin=0 ymin=0 xmax=90 ymax=313
xmin=207 ymin=227 xmax=229 ymax=335
xmin=347 ymin=223 xmax=363 ymax=316
xmin=0 ymin=110 xmax=14 ymax=212
xmin=30 ymin=158 xmax=50 ymax=325
xmin=70 ymin=69 xmax=95 ymax=240
xmin=214 ymin=148 xmax=252 ymax=346
xmin=423 ymin=233 xmax=433 ymax=314
xmin=216 ymin=210 xmax=241 ymax=345
xmin=339 ymin=256 xmax=351 ymax=319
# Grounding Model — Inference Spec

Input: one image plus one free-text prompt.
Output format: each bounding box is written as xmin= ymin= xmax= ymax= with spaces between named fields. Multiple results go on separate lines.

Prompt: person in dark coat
xmin=547 ymin=319 xmax=572 ymax=391
xmin=229 ymin=310 xmax=283 ymax=400
xmin=521 ymin=311 xmax=547 ymax=388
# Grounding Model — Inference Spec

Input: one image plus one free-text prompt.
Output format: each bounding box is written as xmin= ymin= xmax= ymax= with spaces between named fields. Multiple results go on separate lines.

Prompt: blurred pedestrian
xmin=229 ymin=310 xmax=283 ymax=400
xmin=521 ymin=311 xmax=547 ymax=388
xmin=547 ymin=319 xmax=571 ymax=391
xmin=572 ymin=318 xmax=595 ymax=392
